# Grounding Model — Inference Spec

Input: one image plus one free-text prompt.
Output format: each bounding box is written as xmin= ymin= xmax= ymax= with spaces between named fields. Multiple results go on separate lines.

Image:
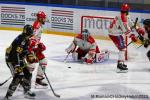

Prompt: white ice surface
xmin=0 ymin=30 xmax=150 ymax=100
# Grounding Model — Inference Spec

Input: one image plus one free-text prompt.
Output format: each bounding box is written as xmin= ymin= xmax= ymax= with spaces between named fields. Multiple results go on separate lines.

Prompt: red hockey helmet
xmin=121 ymin=4 xmax=130 ymax=12
xmin=36 ymin=11 xmax=46 ymax=19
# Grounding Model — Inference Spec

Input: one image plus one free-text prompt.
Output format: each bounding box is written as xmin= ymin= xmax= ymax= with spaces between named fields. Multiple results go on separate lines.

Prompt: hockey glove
xmin=129 ymin=34 xmax=137 ymax=42
xmin=136 ymin=28 xmax=145 ymax=36
xmin=38 ymin=42 xmax=46 ymax=51
xmin=26 ymin=53 xmax=36 ymax=64
xmin=15 ymin=65 xmax=25 ymax=74
xmin=65 ymin=42 xmax=76 ymax=54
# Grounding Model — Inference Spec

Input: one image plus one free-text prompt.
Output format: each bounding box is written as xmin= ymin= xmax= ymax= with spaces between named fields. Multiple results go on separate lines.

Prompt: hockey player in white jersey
xmin=108 ymin=4 xmax=145 ymax=72
xmin=66 ymin=29 xmax=109 ymax=64
xmin=27 ymin=11 xmax=48 ymax=87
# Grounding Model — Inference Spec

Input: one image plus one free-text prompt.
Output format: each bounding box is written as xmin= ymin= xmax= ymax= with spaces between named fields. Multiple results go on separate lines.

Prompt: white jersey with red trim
xmin=32 ymin=20 xmax=44 ymax=41
xmin=108 ymin=15 xmax=134 ymax=36
xmin=74 ymin=34 xmax=97 ymax=51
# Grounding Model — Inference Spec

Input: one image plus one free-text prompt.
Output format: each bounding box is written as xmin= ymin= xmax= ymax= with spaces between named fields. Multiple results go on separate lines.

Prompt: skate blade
xmin=116 ymin=69 xmax=128 ymax=73
xmin=35 ymin=84 xmax=48 ymax=89
xmin=24 ymin=95 xmax=36 ymax=99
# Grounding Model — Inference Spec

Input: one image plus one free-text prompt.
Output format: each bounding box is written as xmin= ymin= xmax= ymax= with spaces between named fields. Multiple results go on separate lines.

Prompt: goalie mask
xmin=82 ymin=29 xmax=90 ymax=41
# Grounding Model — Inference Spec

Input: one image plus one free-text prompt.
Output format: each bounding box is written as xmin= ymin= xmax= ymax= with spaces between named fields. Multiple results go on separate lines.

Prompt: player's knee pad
xmin=96 ymin=50 xmax=110 ymax=63
xmin=72 ymin=52 xmax=78 ymax=61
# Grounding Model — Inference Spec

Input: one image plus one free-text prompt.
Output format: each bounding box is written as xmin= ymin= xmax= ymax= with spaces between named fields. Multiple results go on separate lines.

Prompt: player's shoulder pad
xmin=75 ymin=34 xmax=82 ymax=39
xmin=88 ymin=36 xmax=95 ymax=43
xmin=33 ymin=21 xmax=40 ymax=29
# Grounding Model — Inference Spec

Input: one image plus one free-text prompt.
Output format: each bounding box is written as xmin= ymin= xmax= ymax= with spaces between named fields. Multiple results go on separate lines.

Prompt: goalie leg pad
xmin=72 ymin=52 xmax=78 ymax=61
xmin=96 ymin=50 xmax=110 ymax=63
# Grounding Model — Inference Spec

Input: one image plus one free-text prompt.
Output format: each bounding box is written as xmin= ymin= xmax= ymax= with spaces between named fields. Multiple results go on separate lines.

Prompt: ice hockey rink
xmin=0 ymin=30 xmax=150 ymax=100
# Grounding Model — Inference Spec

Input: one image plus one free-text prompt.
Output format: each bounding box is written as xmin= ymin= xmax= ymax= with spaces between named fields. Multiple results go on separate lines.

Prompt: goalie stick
xmin=0 ymin=76 xmax=12 ymax=86
xmin=44 ymin=72 xmax=60 ymax=98
xmin=64 ymin=52 xmax=70 ymax=63
xmin=136 ymin=44 xmax=143 ymax=49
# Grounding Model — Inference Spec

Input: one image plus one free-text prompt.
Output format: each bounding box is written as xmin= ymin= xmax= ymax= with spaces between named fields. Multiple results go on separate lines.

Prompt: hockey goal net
xmin=80 ymin=16 xmax=129 ymax=60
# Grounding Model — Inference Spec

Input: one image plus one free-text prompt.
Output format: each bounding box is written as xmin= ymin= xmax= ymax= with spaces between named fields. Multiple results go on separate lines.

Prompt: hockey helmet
xmin=22 ymin=24 xmax=34 ymax=37
xmin=143 ymin=19 xmax=150 ymax=27
xmin=121 ymin=4 xmax=130 ymax=15
xmin=82 ymin=29 xmax=90 ymax=41
xmin=143 ymin=19 xmax=150 ymax=34
xmin=37 ymin=11 xmax=46 ymax=19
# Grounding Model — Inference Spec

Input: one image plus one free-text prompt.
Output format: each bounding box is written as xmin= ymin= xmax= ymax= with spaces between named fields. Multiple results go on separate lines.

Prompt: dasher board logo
xmin=1 ymin=6 xmax=25 ymax=26
xmin=51 ymin=9 xmax=74 ymax=30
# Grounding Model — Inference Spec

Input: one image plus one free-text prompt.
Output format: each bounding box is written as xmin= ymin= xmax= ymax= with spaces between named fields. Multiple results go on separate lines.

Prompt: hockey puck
xmin=68 ymin=67 xmax=71 ymax=68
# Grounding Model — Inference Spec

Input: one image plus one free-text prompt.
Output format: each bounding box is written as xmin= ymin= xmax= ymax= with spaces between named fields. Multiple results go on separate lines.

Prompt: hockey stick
xmin=0 ymin=76 xmax=12 ymax=86
xmin=44 ymin=72 xmax=60 ymax=98
xmin=64 ymin=52 xmax=70 ymax=63
xmin=127 ymin=18 xmax=139 ymax=47
xmin=136 ymin=44 xmax=143 ymax=49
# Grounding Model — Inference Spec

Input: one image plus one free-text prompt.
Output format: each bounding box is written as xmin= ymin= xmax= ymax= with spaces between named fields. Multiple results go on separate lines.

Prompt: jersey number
xmin=16 ymin=47 xmax=23 ymax=53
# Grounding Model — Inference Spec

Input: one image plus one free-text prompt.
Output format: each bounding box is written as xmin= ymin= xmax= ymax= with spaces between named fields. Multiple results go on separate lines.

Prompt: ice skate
xmin=24 ymin=90 xmax=36 ymax=99
xmin=116 ymin=63 xmax=128 ymax=73
xmin=2 ymin=96 xmax=11 ymax=100
xmin=35 ymin=78 xmax=48 ymax=89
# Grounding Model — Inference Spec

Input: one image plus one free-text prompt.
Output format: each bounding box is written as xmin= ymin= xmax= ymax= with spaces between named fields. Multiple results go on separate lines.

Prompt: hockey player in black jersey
xmin=3 ymin=24 xmax=36 ymax=100
xmin=143 ymin=19 xmax=150 ymax=61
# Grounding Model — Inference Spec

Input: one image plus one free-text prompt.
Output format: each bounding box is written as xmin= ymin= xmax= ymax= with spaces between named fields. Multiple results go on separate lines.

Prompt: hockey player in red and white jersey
xmin=108 ymin=4 xmax=145 ymax=72
xmin=66 ymin=29 xmax=109 ymax=64
xmin=28 ymin=11 xmax=48 ymax=86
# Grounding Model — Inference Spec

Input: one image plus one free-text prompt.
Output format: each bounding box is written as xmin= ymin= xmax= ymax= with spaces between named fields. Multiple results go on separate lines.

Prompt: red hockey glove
xmin=129 ymin=34 xmax=137 ymax=42
xmin=38 ymin=42 xmax=46 ymax=51
xmin=136 ymin=28 xmax=145 ymax=36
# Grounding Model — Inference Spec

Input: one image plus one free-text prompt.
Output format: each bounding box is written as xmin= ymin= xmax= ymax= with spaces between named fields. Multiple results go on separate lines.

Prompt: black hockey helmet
xmin=143 ymin=19 xmax=150 ymax=27
xmin=22 ymin=24 xmax=34 ymax=37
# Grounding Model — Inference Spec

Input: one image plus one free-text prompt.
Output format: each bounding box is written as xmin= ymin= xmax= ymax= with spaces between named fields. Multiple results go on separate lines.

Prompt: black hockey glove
xmin=15 ymin=65 xmax=25 ymax=74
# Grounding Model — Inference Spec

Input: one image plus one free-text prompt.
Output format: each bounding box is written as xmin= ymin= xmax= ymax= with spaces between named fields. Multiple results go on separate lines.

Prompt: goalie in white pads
xmin=66 ymin=29 xmax=109 ymax=64
xmin=108 ymin=4 xmax=145 ymax=73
